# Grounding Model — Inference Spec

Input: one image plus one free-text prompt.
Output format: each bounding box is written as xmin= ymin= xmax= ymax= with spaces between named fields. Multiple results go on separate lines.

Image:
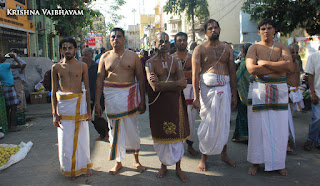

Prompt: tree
xmin=242 ymin=0 xmax=320 ymax=36
xmin=90 ymin=0 xmax=126 ymax=32
xmin=164 ymin=0 xmax=209 ymax=41
xmin=42 ymin=0 xmax=125 ymax=50
xmin=42 ymin=0 xmax=101 ymax=37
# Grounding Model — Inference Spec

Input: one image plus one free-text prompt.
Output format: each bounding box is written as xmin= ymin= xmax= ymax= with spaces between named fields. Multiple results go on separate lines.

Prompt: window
xmin=15 ymin=0 xmax=25 ymax=5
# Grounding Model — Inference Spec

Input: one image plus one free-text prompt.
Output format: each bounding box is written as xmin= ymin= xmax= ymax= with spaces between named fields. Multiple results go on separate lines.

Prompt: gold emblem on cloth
xmin=163 ymin=121 xmax=176 ymax=135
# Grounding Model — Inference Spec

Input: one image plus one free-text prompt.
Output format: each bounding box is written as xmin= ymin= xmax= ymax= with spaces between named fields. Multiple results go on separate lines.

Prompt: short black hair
xmin=242 ymin=43 xmax=252 ymax=56
xmin=110 ymin=27 xmax=125 ymax=37
xmin=174 ymin=32 xmax=188 ymax=42
xmin=101 ymin=47 xmax=106 ymax=53
xmin=204 ymin=19 xmax=220 ymax=31
xmin=257 ymin=18 xmax=275 ymax=30
xmin=59 ymin=37 xmax=77 ymax=49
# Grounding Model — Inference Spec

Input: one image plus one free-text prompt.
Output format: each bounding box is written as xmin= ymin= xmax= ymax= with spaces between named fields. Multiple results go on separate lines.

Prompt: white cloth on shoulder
xmin=103 ymin=81 xmax=141 ymax=162
xmin=56 ymin=90 xmax=92 ymax=177
xmin=198 ymin=73 xmax=231 ymax=155
xmin=153 ymin=141 xmax=184 ymax=166
xmin=289 ymin=86 xmax=304 ymax=111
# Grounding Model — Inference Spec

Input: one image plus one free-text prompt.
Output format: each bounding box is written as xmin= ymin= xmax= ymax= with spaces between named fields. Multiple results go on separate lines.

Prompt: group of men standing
xmin=51 ymin=17 xmax=303 ymax=181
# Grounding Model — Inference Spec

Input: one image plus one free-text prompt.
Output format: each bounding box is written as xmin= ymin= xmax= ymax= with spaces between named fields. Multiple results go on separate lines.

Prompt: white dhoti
xmin=104 ymin=81 xmax=141 ymax=162
xmin=198 ymin=73 xmax=231 ymax=155
xmin=56 ymin=91 xmax=92 ymax=177
xmin=247 ymin=77 xmax=288 ymax=171
xmin=288 ymin=87 xmax=304 ymax=143
xmin=153 ymin=141 xmax=184 ymax=166
xmin=183 ymin=83 xmax=197 ymax=144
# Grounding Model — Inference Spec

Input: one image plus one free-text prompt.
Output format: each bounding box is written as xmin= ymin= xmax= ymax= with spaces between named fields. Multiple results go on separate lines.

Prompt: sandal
xmin=304 ymin=140 xmax=313 ymax=151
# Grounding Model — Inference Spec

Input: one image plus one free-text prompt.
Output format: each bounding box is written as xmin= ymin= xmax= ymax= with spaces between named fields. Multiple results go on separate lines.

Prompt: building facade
xmin=0 ymin=0 xmax=35 ymax=56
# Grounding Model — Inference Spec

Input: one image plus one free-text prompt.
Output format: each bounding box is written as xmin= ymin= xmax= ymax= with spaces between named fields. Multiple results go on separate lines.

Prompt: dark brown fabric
xmin=149 ymin=90 xmax=190 ymax=143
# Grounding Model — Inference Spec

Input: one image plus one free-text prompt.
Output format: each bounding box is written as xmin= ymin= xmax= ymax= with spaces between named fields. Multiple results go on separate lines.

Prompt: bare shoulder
xmin=146 ymin=55 xmax=157 ymax=64
xmin=248 ymin=43 xmax=258 ymax=51
xmin=275 ymin=42 xmax=288 ymax=50
xmin=126 ymin=50 xmax=139 ymax=60
xmin=171 ymin=55 xmax=179 ymax=62
xmin=80 ymin=61 xmax=88 ymax=68
xmin=52 ymin=62 xmax=62 ymax=70
xmin=193 ymin=44 xmax=204 ymax=54
xmin=225 ymin=43 xmax=233 ymax=51
xmin=101 ymin=51 xmax=111 ymax=60
xmin=126 ymin=49 xmax=138 ymax=56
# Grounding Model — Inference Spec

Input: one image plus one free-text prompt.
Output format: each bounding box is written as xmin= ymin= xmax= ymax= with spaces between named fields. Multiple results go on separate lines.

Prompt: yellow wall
xmin=0 ymin=0 xmax=34 ymax=32
xmin=140 ymin=14 xmax=155 ymax=39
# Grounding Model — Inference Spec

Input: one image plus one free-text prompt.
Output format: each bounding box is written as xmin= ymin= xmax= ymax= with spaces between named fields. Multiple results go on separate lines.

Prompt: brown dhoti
xmin=149 ymin=91 xmax=190 ymax=143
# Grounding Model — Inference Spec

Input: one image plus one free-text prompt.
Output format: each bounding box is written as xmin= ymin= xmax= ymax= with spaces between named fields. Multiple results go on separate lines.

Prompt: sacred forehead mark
xmin=62 ymin=43 xmax=74 ymax=48
xmin=160 ymin=33 xmax=169 ymax=41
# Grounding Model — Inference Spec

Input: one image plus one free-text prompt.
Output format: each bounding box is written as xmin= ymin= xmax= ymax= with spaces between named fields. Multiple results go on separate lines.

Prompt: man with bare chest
xmin=94 ymin=28 xmax=146 ymax=175
xmin=51 ymin=37 xmax=92 ymax=178
xmin=172 ymin=32 xmax=199 ymax=156
xmin=287 ymin=43 xmax=305 ymax=152
xmin=146 ymin=32 xmax=189 ymax=182
xmin=246 ymin=18 xmax=295 ymax=176
xmin=192 ymin=19 xmax=238 ymax=172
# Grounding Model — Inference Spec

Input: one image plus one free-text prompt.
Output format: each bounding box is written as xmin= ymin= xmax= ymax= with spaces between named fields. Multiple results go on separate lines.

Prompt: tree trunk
xmin=191 ymin=11 xmax=195 ymax=42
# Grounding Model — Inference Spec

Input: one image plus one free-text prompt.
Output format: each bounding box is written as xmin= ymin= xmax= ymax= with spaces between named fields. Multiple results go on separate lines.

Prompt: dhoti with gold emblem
xmin=149 ymin=89 xmax=190 ymax=166
xmin=198 ymin=73 xmax=231 ymax=155
xmin=247 ymin=76 xmax=288 ymax=171
xmin=56 ymin=91 xmax=92 ymax=177
xmin=103 ymin=81 xmax=141 ymax=162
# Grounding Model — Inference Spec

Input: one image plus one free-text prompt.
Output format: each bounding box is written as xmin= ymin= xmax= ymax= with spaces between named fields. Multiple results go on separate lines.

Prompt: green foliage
xmin=242 ymin=0 xmax=320 ymax=36
xmin=164 ymin=0 xmax=209 ymax=21
xmin=42 ymin=0 xmax=101 ymax=37
xmin=303 ymin=91 xmax=311 ymax=100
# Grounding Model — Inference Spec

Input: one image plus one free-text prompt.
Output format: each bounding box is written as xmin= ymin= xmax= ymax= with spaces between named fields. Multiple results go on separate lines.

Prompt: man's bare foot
xmin=197 ymin=157 xmax=206 ymax=171
xmin=287 ymin=145 xmax=294 ymax=152
xmin=248 ymin=164 xmax=259 ymax=175
xmin=221 ymin=154 xmax=237 ymax=167
xmin=133 ymin=162 xmax=146 ymax=173
xmin=156 ymin=164 xmax=167 ymax=178
xmin=278 ymin=169 xmax=288 ymax=176
xmin=84 ymin=169 xmax=92 ymax=177
xmin=109 ymin=162 xmax=122 ymax=175
xmin=176 ymin=169 xmax=189 ymax=182
xmin=187 ymin=145 xmax=199 ymax=156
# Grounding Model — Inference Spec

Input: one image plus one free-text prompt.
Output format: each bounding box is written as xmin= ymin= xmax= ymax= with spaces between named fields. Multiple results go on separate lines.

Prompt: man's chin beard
xmin=177 ymin=47 xmax=187 ymax=52
xmin=209 ymin=35 xmax=219 ymax=41
xmin=66 ymin=56 xmax=73 ymax=60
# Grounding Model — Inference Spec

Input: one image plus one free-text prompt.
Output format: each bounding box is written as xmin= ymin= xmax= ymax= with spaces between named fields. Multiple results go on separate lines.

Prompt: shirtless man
xmin=146 ymin=32 xmax=189 ymax=182
xmin=51 ymin=37 xmax=92 ymax=178
xmin=287 ymin=43 xmax=303 ymax=152
xmin=246 ymin=18 xmax=295 ymax=176
xmin=192 ymin=19 xmax=238 ymax=171
xmin=95 ymin=27 xmax=146 ymax=175
xmin=287 ymin=44 xmax=301 ymax=88
xmin=172 ymin=32 xmax=199 ymax=156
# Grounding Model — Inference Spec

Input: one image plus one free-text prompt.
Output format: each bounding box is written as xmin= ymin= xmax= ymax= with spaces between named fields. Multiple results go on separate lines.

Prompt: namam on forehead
xmin=113 ymin=31 xmax=123 ymax=36
xmin=61 ymin=43 xmax=74 ymax=49
xmin=158 ymin=32 xmax=169 ymax=41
